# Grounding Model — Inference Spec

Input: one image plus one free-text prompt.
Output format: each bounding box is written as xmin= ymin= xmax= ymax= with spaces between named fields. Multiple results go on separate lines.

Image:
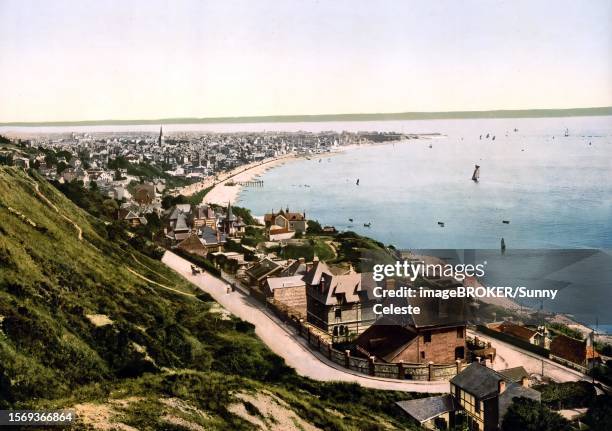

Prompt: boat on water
xmin=437 ymin=221 xmax=445 ymax=227
xmin=502 ymin=220 xmax=510 ymax=224
xmin=492 ymin=135 xmax=496 ymax=140
xmin=471 ymin=165 xmax=480 ymax=182
xmin=486 ymin=133 xmax=490 ymax=139
xmin=363 ymin=222 xmax=371 ymax=228
xmin=356 ymin=178 xmax=360 ymax=186
xmin=348 ymin=218 xmax=353 ymax=222
xmin=501 ymin=237 xmax=506 ymax=251
xmin=428 ymin=144 xmax=433 ymax=148
xmin=564 ymin=128 xmax=569 ymax=137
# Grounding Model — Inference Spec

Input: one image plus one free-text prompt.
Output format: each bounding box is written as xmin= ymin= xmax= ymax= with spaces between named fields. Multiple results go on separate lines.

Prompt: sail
xmin=471 ymin=165 xmax=480 ymax=181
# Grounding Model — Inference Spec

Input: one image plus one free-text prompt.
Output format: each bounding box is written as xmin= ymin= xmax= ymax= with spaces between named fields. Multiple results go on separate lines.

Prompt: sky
xmin=0 ymin=0 xmax=611 ymax=122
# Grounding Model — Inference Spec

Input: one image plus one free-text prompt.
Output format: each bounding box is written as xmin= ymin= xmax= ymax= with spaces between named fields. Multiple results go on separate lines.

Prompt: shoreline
xmin=183 ymin=143 xmax=611 ymax=341
xmin=191 ymin=143 xmax=370 ymax=206
xmin=204 ymin=154 xmax=302 ymax=205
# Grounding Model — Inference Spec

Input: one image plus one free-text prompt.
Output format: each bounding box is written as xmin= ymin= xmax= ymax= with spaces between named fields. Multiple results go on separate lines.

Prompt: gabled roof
xmin=396 ymin=394 xmax=458 ymax=423
xmin=498 ymin=322 xmax=538 ymax=341
xmin=450 ymin=363 xmax=505 ymax=400
xmin=200 ymin=226 xmax=225 ymax=245
xmin=280 ymin=259 xmax=308 ymax=277
xmin=497 ymin=366 xmax=529 ymax=383
xmin=550 ymin=333 xmax=598 ymax=365
xmin=302 ymin=260 xmax=331 ymax=285
xmin=246 ymin=258 xmax=283 ymax=281
xmin=355 ymin=318 xmax=418 ymax=362
xmin=174 ymin=212 xmax=190 ymax=232
xmin=265 ymin=275 xmax=306 ymax=291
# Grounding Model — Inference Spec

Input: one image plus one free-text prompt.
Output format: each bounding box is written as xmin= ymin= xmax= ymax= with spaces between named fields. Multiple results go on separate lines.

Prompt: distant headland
xmin=2 ymin=106 xmax=611 ymax=127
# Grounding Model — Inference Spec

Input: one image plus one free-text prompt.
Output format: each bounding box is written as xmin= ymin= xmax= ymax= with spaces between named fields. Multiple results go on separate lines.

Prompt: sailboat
xmin=564 ymin=128 xmax=569 ymax=137
xmin=501 ymin=238 xmax=506 ymax=252
xmin=356 ymin=178 xmax=360 ymax=186
xmin=471 ymin=165 xmax=480 ymax=182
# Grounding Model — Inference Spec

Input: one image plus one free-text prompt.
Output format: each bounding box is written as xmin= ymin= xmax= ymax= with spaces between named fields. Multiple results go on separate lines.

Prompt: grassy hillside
xmin=0 ymin=166 xmax=419 ymax=430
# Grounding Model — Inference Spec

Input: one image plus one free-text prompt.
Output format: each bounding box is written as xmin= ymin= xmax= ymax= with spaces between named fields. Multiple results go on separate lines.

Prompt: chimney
xmin=498 ymin=379 xmax=506 ymax=394
xmin=521 ymin=376 xmax=529 ymax=388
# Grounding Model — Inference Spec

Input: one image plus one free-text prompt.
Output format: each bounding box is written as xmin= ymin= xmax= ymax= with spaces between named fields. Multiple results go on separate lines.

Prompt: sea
xmin=3 ymin=115 xmax=611 ymax=330
xmin=232 ymin=115 xmax=612 ymax=331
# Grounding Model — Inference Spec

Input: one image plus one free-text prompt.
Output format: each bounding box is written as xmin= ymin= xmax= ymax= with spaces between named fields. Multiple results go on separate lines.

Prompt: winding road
xmin=162 ymin=251 xmax=449 ymax=393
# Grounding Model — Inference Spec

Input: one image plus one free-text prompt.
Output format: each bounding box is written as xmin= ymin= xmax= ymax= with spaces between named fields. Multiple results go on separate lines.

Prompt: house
xmin=264 ymin=207 xmax=308 ymax=234
xmin=354 ymin=311 xmax=467 ymax=364
xmin=396 ymin=395 xmax=458 ymax=430
xmin=245 ymin=258 xmax=284 ymax=290
xmin=219 ymin=202 xmax=245 ymax=236
xmin=175 ymin=228 xmax=226 ymax=256
xmin=550 ymin=332 xmax=600 ymax=370
xmin=118 ymin=208 xmax=147 ymax=227
xmin=354 ymin=280 xmax=469 ymax=364
xmin=398 ymin=363 xmax=540 ymax=431
xmin=488 ymin=321 xmax=548 ymax=348
xmin=165 ymin=210 xmax=191 ymax=244
xmin=449 ymin=363 xmax=539 ymax=431
xmin=279 ymin=257 xmax=310 ymax=277
xmin=304 ymin=261 xmax=376 ymax=337
xmin=264 ymin=275 xmax=307 ymax=316
xmin=193 ymin=204 xmax=216 ymax=229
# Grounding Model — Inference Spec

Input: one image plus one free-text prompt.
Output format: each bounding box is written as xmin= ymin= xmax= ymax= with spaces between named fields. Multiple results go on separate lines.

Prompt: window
xmin=420 ymin=351 xmax=425 ymax=359
xmin=457 ymin=327 xmax=464 ymax=338
xmin=475 ymin=398 xmax=480 ymax=413
xmin=424 ymin=332 xmax=431 ymax=343
xmin=455 ymin=346 xmax=465 ymax=359
xmin=335 ymin=308 xmax=342 ymax=319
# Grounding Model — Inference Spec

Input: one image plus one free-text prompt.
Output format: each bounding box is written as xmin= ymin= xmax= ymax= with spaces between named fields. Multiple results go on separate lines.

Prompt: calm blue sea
xmin=236 ymin=116 xmax=612 ymax=329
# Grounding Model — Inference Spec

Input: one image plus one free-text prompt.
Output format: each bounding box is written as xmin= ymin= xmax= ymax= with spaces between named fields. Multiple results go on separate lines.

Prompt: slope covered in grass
xmin=0 ymin=166 xmax=419 ymax=430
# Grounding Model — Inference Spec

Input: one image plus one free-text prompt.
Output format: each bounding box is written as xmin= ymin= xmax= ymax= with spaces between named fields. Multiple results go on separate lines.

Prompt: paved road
xmin=469 ymin=330 xmax=590 ymax=383
xmin=162 ymin=251 xmax=449 ymax=393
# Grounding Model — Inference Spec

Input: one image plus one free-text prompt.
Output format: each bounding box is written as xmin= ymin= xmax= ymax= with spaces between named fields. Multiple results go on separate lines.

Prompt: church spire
xmin=158 ymin=125 xmax=163 ymax=146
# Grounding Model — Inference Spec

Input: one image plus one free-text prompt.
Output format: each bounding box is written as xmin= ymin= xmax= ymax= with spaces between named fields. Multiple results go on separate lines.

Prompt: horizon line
xmin=2 ymin=106 xmax=611 ymax=127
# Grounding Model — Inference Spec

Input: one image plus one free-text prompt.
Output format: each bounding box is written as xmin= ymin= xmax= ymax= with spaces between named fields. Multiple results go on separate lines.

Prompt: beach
xmin=179 ymin=153 xmax=301 ymax=206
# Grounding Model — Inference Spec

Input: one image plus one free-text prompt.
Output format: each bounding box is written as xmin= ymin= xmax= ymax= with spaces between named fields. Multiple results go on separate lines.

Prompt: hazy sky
xmin=1 ymin=0 xmax=610 ymax=122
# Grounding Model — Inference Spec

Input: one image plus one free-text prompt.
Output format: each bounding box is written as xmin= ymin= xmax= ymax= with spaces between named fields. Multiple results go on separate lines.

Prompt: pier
xmin=235 ymin=180 xmax=264 ymax=187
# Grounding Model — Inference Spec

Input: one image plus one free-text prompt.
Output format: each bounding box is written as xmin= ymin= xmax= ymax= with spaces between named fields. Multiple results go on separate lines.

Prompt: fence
xmin=268 ymin=299 xmax=461 ymax=381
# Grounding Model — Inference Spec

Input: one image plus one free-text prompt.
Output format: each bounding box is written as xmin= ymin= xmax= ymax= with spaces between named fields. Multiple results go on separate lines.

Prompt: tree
xmin=584 ymin=395 xmax=612 ymax=431
xmin=306 ymin=219 xmax=323 ymax=235
xmin=501 ymin=397 xmax=572 ymax=431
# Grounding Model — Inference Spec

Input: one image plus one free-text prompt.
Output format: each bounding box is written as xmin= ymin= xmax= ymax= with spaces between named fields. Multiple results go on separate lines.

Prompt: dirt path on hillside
xmin=126 ymin=267 xmax=196 ymax=298
xmin=23 ymin=171 xmax=83 ymax=240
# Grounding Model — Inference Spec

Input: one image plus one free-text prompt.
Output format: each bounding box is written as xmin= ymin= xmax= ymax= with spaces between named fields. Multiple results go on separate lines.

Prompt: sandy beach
xmin=179 ymin=153 xmax=301 ymax=206
xmin=183 ymin=143 xmax=367 ymax=206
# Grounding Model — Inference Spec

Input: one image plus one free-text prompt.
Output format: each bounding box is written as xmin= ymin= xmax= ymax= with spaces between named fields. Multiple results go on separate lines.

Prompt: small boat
xmin=356 ymin=178 xmax=360 ymax=186
xmin=502 ymin=220 xmax=510 ymax=224
xmin=492 ymin=135 xmax=496 ymax=140
xmin=501 ymin=238 xmax=506 ymax=251
xmin=428 ymin=144 xmax=433 ymax=148
xmin=471 ymin=164 xmax=480 ymax=182
xmin=514 ymin=128 xmax=518 ymax=132
xmin=437 ymin=222 xmax=445 ymax=227
xmin=564 ymin=128 xmax=569 ymax=137
xmin=479 ymin=135 xmax=482 ymax=140
xmin=486 ymin=133 xmax=490 ymax=139
xmin=348 ymin=218 xmax=353 ymax=222
xmin=363 ymin=222 xmax=371 ymax=228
